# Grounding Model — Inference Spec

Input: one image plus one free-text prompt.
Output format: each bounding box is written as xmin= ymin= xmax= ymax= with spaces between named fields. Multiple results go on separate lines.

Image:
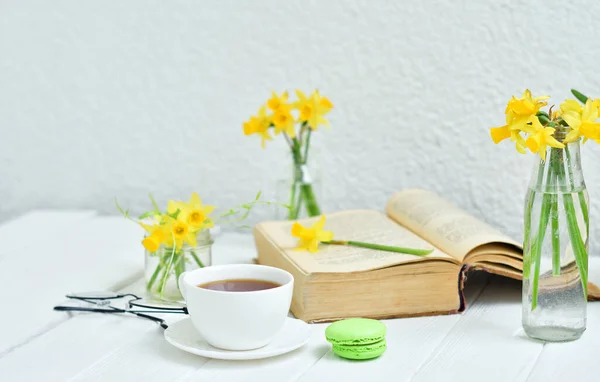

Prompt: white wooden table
xmin=0 ymin=211 xmax=597 ymax=382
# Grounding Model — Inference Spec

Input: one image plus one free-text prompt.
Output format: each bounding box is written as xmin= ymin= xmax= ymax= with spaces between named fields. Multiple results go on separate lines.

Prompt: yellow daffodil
xmin=156 ymin=215 xmax=196 ymax=250
xmin=243 ymin=105 xmax=273 ymax=148
xmin=561 ymin=99 xmax=600 ymax=144
xmin=168 ymin=192 xmax=215 ymax=232
xmin=505 ymin=90 xmax=549 ymax=116
xmin=490 ymin=111 xmax=530 ymax=153
xmin=267 ymin=91 xmax=289 ymax=111
xmin=291 ymin=215 xmax=334 ymax=253
xmin=490 ymin=90 xmax=550 ymax=153
xmin=293 ymin=90 xmax=333 ymax=130
xmin=272 ymin=105 xmax=296 ymax=137
xmin=525 ymin=118 xmax=565 ymax=161
xmin=140 ymin=221 xmax=168 ymax=252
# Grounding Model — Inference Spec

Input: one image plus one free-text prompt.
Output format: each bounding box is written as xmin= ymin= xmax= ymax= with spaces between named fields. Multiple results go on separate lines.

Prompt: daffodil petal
xmin=312 ymin=215 xmax=327 ymax=231
xmin=189 ymin=192 xmax=202 ymax=206
xmin=291 ymin=222 xmax=312 ymax=239
xmin=564 ymin=129 xmax=580 ymax=143
xmin=186 ymin=232 xmax=197 ymax=247
xmin=308 ymin=240 xmax=319 ymax=253
xmin=526 ymin=135 xmax=540 ymax=153
xmin=562 ymin=111 xmax=582 ymax=129
xmin=490 ymin=126 xmax=511 ymax=144
xmin=201 ymin=205 xmax=216 ymax=215
xmin=317 ymin=230 xmax=334 ymax=242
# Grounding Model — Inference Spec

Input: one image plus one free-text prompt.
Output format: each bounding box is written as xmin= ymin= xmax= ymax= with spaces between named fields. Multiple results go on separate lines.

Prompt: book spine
xmin=458 ymin=264 xmax=468 ymax=312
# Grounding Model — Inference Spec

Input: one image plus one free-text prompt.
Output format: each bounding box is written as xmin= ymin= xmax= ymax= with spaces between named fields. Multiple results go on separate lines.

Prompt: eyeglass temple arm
xmin=133 ymin=312 xmax=169 ymax=329
xmin=53 ymin=306 xmax=168 ymax=329
xmin=54 ymin=306 xmax=126 ymax=313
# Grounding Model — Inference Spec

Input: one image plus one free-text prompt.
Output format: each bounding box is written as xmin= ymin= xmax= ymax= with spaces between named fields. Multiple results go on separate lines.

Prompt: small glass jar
xmin=273 ymin=149 xmax=323 ymax=220
xmin=522 ymin=136 xmax=588 ymax=341
xmin=144 ymin=230 xmax=213 ymax=302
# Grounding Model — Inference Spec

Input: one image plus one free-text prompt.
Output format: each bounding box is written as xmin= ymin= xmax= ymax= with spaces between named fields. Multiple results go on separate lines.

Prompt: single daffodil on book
xmin=291 ymin=215 xmax=334 ymax=252
xmin=291 ymin=215 xmax=434 ymax=256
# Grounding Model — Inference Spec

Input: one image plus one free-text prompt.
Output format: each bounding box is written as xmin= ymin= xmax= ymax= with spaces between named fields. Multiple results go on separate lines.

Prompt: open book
xmin=253 ymin=189 xmax=600 ymax=323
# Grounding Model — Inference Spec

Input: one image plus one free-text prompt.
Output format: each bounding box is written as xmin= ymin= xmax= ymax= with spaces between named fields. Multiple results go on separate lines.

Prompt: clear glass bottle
xmin=144 ymin=230 xmax=213 ymax=302
xmin=273 ymin=150 xmax=322 ymax=220
xmin=522 ymin=135 xmax=588 ymax=341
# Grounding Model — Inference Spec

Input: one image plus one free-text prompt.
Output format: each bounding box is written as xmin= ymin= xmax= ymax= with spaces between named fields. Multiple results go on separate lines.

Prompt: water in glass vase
xmin=522 ymin=140 xmax=588 ymax=342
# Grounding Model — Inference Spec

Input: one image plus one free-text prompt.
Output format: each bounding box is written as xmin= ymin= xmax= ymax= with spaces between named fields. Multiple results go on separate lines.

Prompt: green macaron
xmin=325 ymin=318 xmax=387 ymax=360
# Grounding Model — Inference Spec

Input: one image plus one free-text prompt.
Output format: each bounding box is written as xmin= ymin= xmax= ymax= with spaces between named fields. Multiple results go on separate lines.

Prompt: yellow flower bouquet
xmin=117 ymin=191 xmax=269 ymax=301
xmin=490 ymin=89 xmax=597 ymax=341
xmin=244 ymin=90 xmax=333 ymax=220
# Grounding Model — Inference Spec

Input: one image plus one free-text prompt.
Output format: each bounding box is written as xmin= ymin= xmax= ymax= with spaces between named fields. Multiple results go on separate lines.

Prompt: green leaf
xmin=536 ymin=110 xmax=550 ymax=118
xmin=139 ymin=210 xmax=160 ymax=220
xmin=537 ymin=114 xmax=551 ymax=125
xmin=571 ymin=89 xmax=589 ymax=104
xmin=149 ymin=193 xmax=161 ymax=213
xmin=115 ymin=197 xmax=137 ymax=223
xmin=168 ymin=208 xmax=181 ymax=220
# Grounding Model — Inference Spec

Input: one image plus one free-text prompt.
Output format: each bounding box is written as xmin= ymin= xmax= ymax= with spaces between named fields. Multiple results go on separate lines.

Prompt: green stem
xmin=561 ymin=146 xmax=589 ymax=297
xmin=548 ymin=153 xmax=561 ymax=277
xmin=158 ymin=247 xmax=176 ymax=298
xmin=301 ymin=183 xmax=321 ymax=216
xmin=564 ymin=146 xmax=589 ymax=227
xmin=287 ymin=140 xmax=304 ymax=220
xmin=562 ymin=193 xmax=588 ymax=299
xmin=287 ymin=180 xmax=299 ymax=220
xmin=190 ymin=249 xmax=205 ymax=268
xmin=523 ymin=157 xmax=547 ymax=278
xmin=530 ymin=154 xmax=555 ymax=311
xmin=294 ymin=184 xmax=304 ymax=218
xmin=174 ymin=253 xmax=185 ymax=289
xmin=551 ymin=192 xmax=561 ymax=276
xmin=146 ymin=263 xmax=162 ymax=291
xmin=303 ymin=129 xmax=312 ymax=164
xmin=288 ymin=135 xmax=321 ymax=218
xmin=323 ymin=240 xmax=433 ymax=256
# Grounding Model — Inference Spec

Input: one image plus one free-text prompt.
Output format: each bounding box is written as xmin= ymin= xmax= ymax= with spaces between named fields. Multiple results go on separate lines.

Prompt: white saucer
xmin=164 ymin=317 xmax=311 ymax=360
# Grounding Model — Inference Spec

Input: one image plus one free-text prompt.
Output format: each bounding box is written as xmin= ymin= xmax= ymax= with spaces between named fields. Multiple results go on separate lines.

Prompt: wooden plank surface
xmin=0 ymin=215 xmax=144 ymax=356
xmin=0 ymin=232 xmax=260 ymax=382
xmin=526 ymin=302 xmax=600 ymax=382
xmin=409 ymin=276 xmax=542 ymax=382
xmin=294 ymin=273 xmax=491 ymax=382
xmin=1 ymin=213 xmax=599 ymax=381
xmin=0 ymin=210 xmax=96 ymax=261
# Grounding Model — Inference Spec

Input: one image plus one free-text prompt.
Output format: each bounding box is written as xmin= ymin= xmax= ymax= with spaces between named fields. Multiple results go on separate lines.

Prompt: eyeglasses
xmin=53 ymin=291 xmax=188 ymax=329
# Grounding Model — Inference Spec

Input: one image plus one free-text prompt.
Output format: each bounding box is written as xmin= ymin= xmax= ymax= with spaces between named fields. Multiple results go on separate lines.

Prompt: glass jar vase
xmin=273 ymin=150 xmax=323 ymax=221
xmin=522 ymin=137 xmax=589 ymax=341
xmin=144 ymin=230 xmax=213 ymax=302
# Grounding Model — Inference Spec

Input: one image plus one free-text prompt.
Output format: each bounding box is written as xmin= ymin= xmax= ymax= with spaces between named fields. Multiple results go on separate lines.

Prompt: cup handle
xmin=178 ymin=271 xmax=188 ymax=303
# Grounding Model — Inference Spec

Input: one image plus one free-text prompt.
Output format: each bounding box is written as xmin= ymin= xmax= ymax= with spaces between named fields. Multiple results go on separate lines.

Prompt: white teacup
xmin=178 ymin=264 xmax=294 ymax=351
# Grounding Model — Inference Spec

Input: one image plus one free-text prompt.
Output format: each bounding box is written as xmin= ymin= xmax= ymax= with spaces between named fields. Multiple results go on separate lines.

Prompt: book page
xmin=256 ymin=210 xmax=458 ymax=274
xmin=385 ymin=189 xmax=521 ymax=262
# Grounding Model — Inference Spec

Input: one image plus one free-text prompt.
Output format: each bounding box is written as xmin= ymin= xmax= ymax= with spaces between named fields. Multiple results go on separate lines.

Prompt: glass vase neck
xmin=529 ymin=141 xmax=584 ymax=193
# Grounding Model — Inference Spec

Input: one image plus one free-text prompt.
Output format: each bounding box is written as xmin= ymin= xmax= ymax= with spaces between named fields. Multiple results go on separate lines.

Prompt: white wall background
xmin=1 ymin=1 xmax=600 ymax=248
